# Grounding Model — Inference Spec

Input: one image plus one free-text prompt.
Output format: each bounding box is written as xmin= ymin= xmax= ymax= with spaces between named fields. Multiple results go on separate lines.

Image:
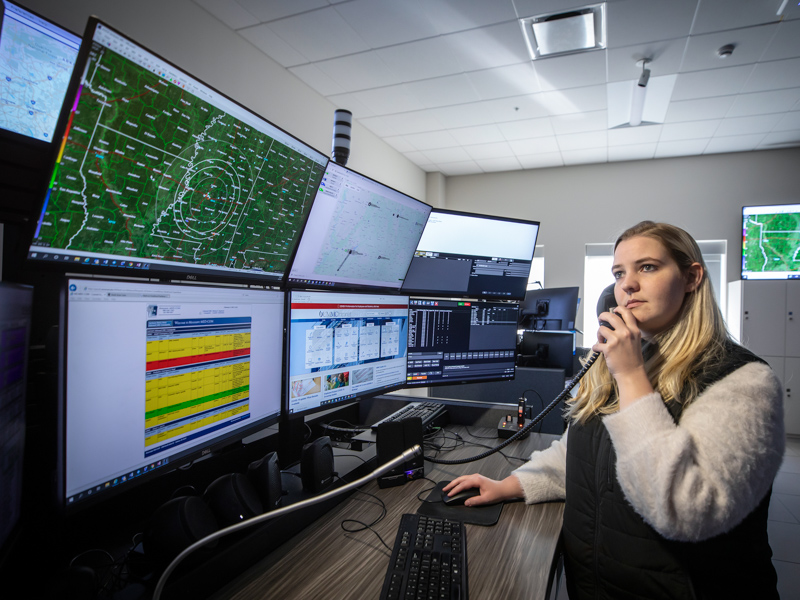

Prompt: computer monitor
xmin=286 ymin=289 xmax=409 ymax=417
xmin=0 ymin=1 xmax=81 ymax=142
xmin=400 ymin=209 xmax=540 ymax=300
xmin=518 ymin=330 xmax=575 ymax=377
xmin=0 ymin=282 xmax=33 ymax=566
xmin=405 ymin=298 xmax=518 ymax=387
xmin=741 ymin=203 xmax=800 ymax=280
xmin=60 ymin=278 xmax=285 ymax=511
xmin=286 ymin=161 xmax=431 ymax=292
xmin=27 ymin=17 xmax=328 ymax=284
xmin=519 ymin=286 xmax=580 ymax=331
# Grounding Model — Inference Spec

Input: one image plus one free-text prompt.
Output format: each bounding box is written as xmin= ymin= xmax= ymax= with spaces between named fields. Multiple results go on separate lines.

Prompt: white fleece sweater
xmin=512 ymin=361 xmax=785 ymax=542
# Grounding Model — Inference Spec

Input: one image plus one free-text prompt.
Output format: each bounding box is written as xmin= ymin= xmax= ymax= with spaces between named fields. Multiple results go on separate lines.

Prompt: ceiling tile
xmin=758 ymin=130 xmax=800 ymax=148
xmin=480 ymin=95 xmax=550 ymax=123
xmin=377 ymin=37 xmax=463 ymax=82
xmin=404 ymin=150 xmax=434 ymax=164
xmin=464 ymin=141 xmax=515 ymax=160
xmin=692 ymin=0 xmax=785 ymax=34
xmin=437 ymin=160 xmax=483 ymax=175
xmin=606 ymin=38 xmax=687 ymax=82
xmin=288 ymin=63 xmax=347 ymax=96
xmin=233 ymin=0 xmax=328 ymax=22
xmin=608 ymin=143 xmax=657 ymax=162
xmin=655 ymin=139 xmax=711 ymax=158
xmin=383 ymin=136 xmax=417 ymax=153
xmin=661 ymin=120 xmax=721 ymax=141
xmin=406 ymin=75 xmax=481 ymax=109
xmin=539 ymin=85 xmax=608 ymax=116
xmin=442 ymin=22 xmax=532 ymax=72
xmin=193 ymin=0 xmax=260 ymax=29
xmin=664 ymin=96 xmax=736 ymax=122
xmin=422 ymin=146 xmax=473 ymax=163
xmin=326 ymin=92 xmax=376 ymax=117
xmin=557 ymin=130 xmax=608 ymax=151
xmin=670 ymin=64 xmax=754 ymax=101
xmin=742 ymin=57 xmax=800 ymax=93
xmin=509 ymin=137 xmax=560 ymax=155
xmin=704 ymin=133 xmax=766 ymax=154
xmin=333 ymin=0 xmax=438 ymax=48
xmin=403 ymin=130 xmax=460 ymax=150
xmin=606 ymin=0 xmax=697 ymax=49
xmin=681 ymin=24 xmax=777 ymax=72
xmin=726 ymin=88 xmax=800 ymax=118
xmin=239 ymin=24 xmax=310 ymax=67
xmin=762 ymin=19 xmax=800 ymax=62
xmin=498 ymin=117 xmax=555 ymax=141
xmin=423 ymin=0 xmax=518 ymax=35
xmin=429 ymin=102 xmax=496 ymax=129
xmin=475 ymin=156 xmax=523 ymax=172
xmin=533 ymin=50 xmax=607 ymax=92
xmin=358 ymin=115 xmax=405 ymax=137
xmin=774 ymin=111 xmax=800 ymax=131
xmin=333 ymin=85 xmax=424 ymax=116
xmin=608 ymin=125 xmax=663 ymax=146
xmin=266 ymin=7 xmax=370 ymax=61
xmin=449 ymin=124 xmax=506 ymax=145
xmin=714 ymin=114 xmax=783 ymax=137
xmin=466 ymin=63 xmax=541 ymax=100
xmin=562 ymin=147 xmax=608 ymax=165
xmin=311 ymin=52 xmax=400 ymax=92
xmin=517 ymin=151 xmax=564 ymax=169
xmin=551 ymin=110 xmax=608 ymax=135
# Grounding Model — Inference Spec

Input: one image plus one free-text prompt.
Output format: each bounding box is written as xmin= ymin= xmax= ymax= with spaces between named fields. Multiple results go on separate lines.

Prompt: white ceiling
xmin=193 ymin=0 xmax=800 ymax=175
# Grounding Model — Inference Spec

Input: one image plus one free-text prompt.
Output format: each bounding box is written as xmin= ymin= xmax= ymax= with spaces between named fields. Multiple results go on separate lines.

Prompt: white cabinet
xmin=728 ymin=280 xmax=800 ymax=436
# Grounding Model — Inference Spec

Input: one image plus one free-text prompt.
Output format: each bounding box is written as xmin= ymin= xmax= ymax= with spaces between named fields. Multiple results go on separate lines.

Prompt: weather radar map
xmin=742 ymin=205 xmax=800 ymax=278
xmin=31 ymin=22 xmax=327 ymax=281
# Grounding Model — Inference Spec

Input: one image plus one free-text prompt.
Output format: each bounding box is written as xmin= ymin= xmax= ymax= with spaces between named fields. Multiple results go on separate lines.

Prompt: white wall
xmin=19 ymin=0 xmax=427 ymax=202
xmin=444 ymin=148 xmax=800 ymax=335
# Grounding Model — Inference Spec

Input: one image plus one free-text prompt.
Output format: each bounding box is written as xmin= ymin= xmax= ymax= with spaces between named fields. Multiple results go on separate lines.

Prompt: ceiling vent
xmin=519 ymin=3 xmax=606 ymax=60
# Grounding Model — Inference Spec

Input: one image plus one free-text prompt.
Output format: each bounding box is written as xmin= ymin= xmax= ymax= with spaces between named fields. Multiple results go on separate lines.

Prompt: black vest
xmin=562 ymin=342 xmax=779 ymax=600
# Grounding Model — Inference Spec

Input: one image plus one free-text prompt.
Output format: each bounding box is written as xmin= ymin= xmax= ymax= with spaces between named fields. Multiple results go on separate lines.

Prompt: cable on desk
xmin=424 ymin=351 xmax=600 ymax=465
xmin=335 ymin=474 xmax=392 ymax=554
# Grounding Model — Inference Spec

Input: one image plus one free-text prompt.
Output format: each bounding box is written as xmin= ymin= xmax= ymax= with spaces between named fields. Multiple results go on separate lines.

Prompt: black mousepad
xmin=416 ymin=481 xmax=503 ymax=526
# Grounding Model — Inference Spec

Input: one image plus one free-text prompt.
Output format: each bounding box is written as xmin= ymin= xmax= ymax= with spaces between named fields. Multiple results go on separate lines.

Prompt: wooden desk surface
xmin=210 ymin=426 xmax=564 ymax=600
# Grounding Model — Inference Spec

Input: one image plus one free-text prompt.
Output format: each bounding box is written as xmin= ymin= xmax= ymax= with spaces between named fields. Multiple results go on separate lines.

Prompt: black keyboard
xmin=380 ymin=513 xmax=468 ymax=600
xmin=370 ymin=401 xmax=448 ymax=431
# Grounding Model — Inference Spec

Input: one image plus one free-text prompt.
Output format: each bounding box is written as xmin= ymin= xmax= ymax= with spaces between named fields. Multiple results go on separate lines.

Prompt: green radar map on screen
xmin=33 ymin=39 xmax=326 ymax=279
xmin=743 ymin=210 xmax=800 ymax=275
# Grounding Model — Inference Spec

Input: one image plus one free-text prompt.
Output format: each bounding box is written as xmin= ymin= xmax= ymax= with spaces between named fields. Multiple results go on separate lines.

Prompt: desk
xmin=209 ymin=426 xmax=565 ymax=600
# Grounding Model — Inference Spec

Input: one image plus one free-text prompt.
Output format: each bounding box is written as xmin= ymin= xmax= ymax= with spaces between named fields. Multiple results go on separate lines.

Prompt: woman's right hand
xmin=442 ymin=474 xmax=524 ymax=507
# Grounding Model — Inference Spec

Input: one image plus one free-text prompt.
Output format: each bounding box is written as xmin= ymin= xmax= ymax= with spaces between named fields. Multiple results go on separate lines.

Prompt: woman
xmin=444 ymin=221 xmax=785 ymax=599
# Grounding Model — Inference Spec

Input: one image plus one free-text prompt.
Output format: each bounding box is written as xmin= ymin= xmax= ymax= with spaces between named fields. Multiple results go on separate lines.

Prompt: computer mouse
xmin=441 ymin=487 xmax=481 ymax=506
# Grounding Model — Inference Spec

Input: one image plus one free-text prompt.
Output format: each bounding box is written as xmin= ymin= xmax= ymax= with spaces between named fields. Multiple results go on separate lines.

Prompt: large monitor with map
xmin=26 ymin=17 xmax=328 ymax=284
xmin=400 ymin=209 xmax=540 ymax=300
xmin=286 ymin=289 xmax=409 ymax=418
xmin=60 ymin=278 xmax=285 ymax=512
xmin=741 ymin=203 xmax=800 ymax=280
xmin=286 ymin=161 xmax=431 ymax=291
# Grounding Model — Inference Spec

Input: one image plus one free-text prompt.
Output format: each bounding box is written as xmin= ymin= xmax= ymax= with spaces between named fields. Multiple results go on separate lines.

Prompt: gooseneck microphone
xmin=331 ymin=108 xmax=352 ymax=165
xmin=152 ymin=444 xmax=422 ymax=600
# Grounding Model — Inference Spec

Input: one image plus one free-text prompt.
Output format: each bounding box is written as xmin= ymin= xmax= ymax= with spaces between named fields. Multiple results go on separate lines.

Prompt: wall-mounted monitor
xmin=60 ymin=278 xmax=285 ymax=512
xmin=27 ymin=18 xmax=328 ymax=284
xmin=400 ymin=209 xmax=540 ymax=300
xmin=405 ymin=298 xmax=518 ymax=387
xmin=286 ymin=161 xmax=431 ymax=292
xmin=286 ymin=290 xmax=409 ymax=418
xmin=741 ymin=203 xmax=800 ymax=280
xmin=0 ymin=1 xmax=81 ymax=142
xmin=519 ymin=286 xmax=580 ymax=331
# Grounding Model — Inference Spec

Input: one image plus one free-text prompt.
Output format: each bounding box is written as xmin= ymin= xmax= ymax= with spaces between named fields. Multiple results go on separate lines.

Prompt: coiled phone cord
xmin=424 ymin=351 xmax=601 ymax=465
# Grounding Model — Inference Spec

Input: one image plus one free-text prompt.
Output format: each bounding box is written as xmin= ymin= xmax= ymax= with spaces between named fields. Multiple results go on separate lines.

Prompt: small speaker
xmin=301 ymin=436 xmax=334 ymax=493
xmin=377 ymin=417 xmax=424 ymax=488
xmin=203 ymin=473 xmax=263 ymax=526
xmin=247 ymin=451 xmax=282 ymax=511
xmin=143 ymin=496 xmax=219 ymax=568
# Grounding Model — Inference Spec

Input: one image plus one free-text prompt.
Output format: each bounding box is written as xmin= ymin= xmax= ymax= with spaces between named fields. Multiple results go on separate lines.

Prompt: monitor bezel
xmin=399 ymin=207 xmax=541 ymax=301
xmin=57 ymin=276 xmax=286 ymax=515
xmin=26 ymin=16 xmax=329 ymax=287
xmin=285 ymin=161 xmax=432 ymax=294
xmin=283 ymin=288 xmax=410 ymax=420
xmin=740 ymin=203 xmax=800 ymax=281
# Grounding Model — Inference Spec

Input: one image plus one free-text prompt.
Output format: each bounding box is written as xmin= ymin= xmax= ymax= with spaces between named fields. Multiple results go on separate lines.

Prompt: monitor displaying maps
xmin=287 ymin=161 xmax=431 ymax=291
xmin=0 ymin=1 xmax=81 ymax=142
xmin=741 ymin=203 xmax=800 ymax=280
xmin=27 ymin=18 xmax=328 ymax=284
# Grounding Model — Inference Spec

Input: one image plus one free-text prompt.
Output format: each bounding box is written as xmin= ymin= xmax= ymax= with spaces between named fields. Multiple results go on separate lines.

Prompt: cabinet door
xmin=786 ymin=284 xmax=800 ymax=358
xmin=741 ymin=281 xmax=786 ymax=357
xmin=784 ymin=357 xmax=799 ymax=437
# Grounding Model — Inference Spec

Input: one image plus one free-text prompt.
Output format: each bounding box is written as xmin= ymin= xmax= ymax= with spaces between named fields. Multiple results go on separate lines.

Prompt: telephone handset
xmin=426 ymin=285 xmax=616 ymax=465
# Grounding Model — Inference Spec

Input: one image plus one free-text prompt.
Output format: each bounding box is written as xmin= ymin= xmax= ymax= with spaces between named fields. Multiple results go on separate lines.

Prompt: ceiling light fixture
xmin=629 ymin=59 xmax=651 ymax=127
xmin=519 ymin=3 xmax=606 ymax=60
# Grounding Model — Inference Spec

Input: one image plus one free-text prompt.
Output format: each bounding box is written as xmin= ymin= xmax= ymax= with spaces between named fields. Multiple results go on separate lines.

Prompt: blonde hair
xmin=566 ymin=221 xmax=730 ymax=424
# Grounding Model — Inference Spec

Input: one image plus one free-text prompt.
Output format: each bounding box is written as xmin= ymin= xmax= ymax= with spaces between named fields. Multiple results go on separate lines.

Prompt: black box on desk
xmin=376 ymin=418 xmax=424 ymax=488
